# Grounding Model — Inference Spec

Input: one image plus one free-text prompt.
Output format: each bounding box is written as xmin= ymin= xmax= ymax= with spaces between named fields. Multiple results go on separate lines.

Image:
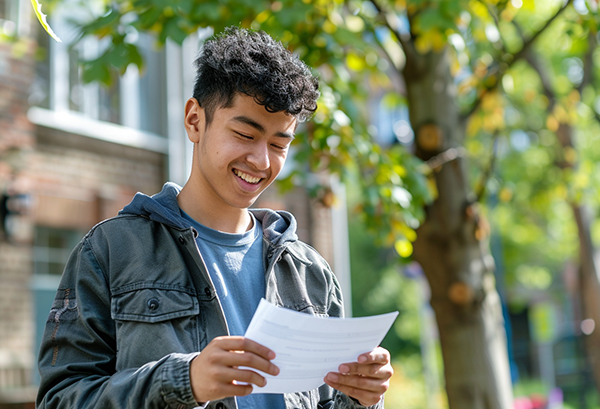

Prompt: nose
xmin=247 ymin=142 xmax=270 ymax=170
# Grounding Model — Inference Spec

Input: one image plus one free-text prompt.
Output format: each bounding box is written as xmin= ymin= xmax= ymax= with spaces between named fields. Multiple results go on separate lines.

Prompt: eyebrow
xmin=232 ymin=115 xmax=295 ymax=140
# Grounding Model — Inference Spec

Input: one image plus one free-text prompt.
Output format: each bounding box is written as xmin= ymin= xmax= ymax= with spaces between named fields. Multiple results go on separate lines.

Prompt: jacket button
xmin=178 ymin=236 xmax=185 ymax=244
xmin=204 ymin=287 xmax=211 ymax=296
xmin=147 ymin=299 xmax=160 ymax=311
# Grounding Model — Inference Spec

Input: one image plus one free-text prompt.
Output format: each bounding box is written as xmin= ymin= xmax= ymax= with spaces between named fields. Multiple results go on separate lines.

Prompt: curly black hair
xmin=192 ymin=26 xmax=319 ymax=124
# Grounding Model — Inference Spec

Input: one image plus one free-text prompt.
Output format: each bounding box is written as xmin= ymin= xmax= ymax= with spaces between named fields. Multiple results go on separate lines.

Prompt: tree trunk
xmin=556 ymin=123 xmax=600 ymax=393
xmin=526 ymin=40 xmax=600 ymax=394
xmin=405 ymin=48 xmax=513 ymax=409
xmin=572 ymin=203 xmax=600 ymax=393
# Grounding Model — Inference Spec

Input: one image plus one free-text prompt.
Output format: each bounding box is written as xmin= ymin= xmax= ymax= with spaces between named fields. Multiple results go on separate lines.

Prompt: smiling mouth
xmin=234 ymin=169 xmax=262 ymax=184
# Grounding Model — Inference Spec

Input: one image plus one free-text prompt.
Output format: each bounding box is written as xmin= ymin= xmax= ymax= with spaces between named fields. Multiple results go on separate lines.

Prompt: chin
xmin=230 ymin=196 xmax=260 ymax=210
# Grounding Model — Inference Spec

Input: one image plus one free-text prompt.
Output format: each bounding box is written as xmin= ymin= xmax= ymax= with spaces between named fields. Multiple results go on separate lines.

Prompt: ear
xmin=184 ymin=98 xmax=205 ymax=143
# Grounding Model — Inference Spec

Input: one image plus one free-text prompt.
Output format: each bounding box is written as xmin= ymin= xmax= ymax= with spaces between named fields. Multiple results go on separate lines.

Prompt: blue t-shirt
xmin=181 ymin=210 xmax=285 ymax=409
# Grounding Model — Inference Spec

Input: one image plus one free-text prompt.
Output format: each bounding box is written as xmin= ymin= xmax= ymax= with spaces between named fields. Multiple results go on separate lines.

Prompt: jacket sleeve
xmin=320 ymin=260 xmax=385 ymax=409
xmin=36 ymin=238 xmax=200 ymax=409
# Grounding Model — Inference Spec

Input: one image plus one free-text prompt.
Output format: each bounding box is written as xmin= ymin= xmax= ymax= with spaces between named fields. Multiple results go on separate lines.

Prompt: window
xmin=0 ymin=0 xmax=18 ymax=37
xmin=30 ymin=0 xmax=169 ymax=141
xmin=31 ymin=226 xmax=84 ymax=385
xmin=33 ymin=226 xmax=82 ymax=276
xmin=0 ymin=0 xmax=11 ymax=20
xmin=28 ymin=0 xmax=201 ymax=173
xmin=31 ymin=22 xmax=50 ymax=108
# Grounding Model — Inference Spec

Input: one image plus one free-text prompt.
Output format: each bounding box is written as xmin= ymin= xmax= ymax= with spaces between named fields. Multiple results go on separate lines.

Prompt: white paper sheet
xmin=243 ymin=299 xmax=399 ymax=394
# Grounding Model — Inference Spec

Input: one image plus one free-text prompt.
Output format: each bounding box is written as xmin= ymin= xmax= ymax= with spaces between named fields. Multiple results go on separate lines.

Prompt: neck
xmin=177 ymin=183 xmax=253 ymax=234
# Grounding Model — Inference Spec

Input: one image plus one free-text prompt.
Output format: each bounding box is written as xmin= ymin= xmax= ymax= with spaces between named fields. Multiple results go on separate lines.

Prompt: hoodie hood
xmin=119 ymin=182 xmax=298 ymax=246
xmin=120 ymin=182 xmax=188 ymax=229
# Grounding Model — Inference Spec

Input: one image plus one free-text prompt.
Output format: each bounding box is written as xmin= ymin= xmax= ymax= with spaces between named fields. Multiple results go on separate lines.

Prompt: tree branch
xmin=480 ymin=0 xmax=502 ymax=43
xmin=521 ymin=42 xmax=600 ymax=146
xmin=474 ymin=131 xmax=500 ymax=203
xmin=359 ymin=11 xmax=405 ymax=74
xmin=419 ymin=147 xmax=467 ymax=174
xmin=523 ymin=48 xmax=555 ymax=105
xmin=580 ymin=28 xmax=597 ymax=93
xmin=525 ymin=45 xmax=577 ymax=169
xmin=580 ymin=29 xmax=600 ymax=126
xmin=462 ymin=0 xmax=573 ymax=120
xmin=369 ymin=0 xmax=422 ymax=75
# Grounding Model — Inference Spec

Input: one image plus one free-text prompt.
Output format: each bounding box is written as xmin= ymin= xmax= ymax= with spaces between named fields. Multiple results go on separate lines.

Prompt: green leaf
xmin=160 ymin=16 xmax=189 ymax=44
xmin=77 ymin=8 xmax=120 ymax=37
xmin=82 ymin=57 xmax=112 ymax=85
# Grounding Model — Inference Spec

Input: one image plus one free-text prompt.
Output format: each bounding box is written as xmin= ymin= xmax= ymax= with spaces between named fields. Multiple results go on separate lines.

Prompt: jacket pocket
xmin=111 ymin=284 xmax=199 ymax=323
xmin=110 ymin=283 xmax=200 ymax=370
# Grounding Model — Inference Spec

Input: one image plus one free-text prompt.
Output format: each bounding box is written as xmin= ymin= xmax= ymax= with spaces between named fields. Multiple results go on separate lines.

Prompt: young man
xmin=36 ymin=27 xmax=392 ymax=409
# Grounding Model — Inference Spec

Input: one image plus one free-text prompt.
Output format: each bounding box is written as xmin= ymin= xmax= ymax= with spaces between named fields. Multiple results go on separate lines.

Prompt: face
xmin=184 ymin=94 xmax=297 ymax=212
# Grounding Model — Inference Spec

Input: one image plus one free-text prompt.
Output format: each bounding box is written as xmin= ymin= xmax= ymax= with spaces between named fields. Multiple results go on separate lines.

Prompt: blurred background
xmin=1 ymin=0 xmax=599 ymax=408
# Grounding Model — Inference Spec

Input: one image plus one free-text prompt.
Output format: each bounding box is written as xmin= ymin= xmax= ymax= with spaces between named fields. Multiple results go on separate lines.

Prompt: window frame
xmin=0 ymin=0 xmax=29 ymax=37
xmin=27 ymin=1 xmax=202 ymax=182
xmin=32 ymin=226 xmax=83 ymax=277
xmin=29 ymin=2 xmax=172 ymax=154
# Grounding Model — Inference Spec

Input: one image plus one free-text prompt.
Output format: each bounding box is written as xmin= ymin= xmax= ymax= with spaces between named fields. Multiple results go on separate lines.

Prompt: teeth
xmin=234 ymin=170 xmax=261 ymax=184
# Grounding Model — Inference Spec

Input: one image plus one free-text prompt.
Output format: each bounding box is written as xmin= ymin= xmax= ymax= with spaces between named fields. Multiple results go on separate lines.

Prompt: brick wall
xmin=29 ymin=127 xmax=166 ymax=230
xmin=0 ymin=36 xmax=167 ymax=399
xmin=0 ymin=245 xmax=34 ymax=387
xmin=0 ymin=38 xmax=37 ymax=393
xmin=255 ymin=180 xmax=336 ymax=271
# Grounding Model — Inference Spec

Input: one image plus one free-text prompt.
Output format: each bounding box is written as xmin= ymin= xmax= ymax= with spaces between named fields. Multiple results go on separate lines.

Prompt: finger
xmin=191 ymin=336 xmax=280 ymax=403
xmin=213 ymin=336 xmax=277 ymax=360
xmin=336 ymin=347 xmax=391 ymax=376
xmin=213 ymin=382 xmax=255 ymax=398
xmin=356 ymin=347 xmax=390 ymax=365
xmin=190 ymin=363 xmax=257 ymax=401
xmin=325 ymin=372 xmax=390 ymax=393
xmin=218 ymin=367 xmax=270 ymax=388
xmin=207 ymin=348 xmax=280 ymax=377
xmin=325 ymin=371 xmax=390 ymax=404
xmin=208 ymin=336 xmax=280 ymax=376
xmin=337 ymin=361 xmax=392 ymax=379
xmin=324 ymin=373 xmax=387 ymax=407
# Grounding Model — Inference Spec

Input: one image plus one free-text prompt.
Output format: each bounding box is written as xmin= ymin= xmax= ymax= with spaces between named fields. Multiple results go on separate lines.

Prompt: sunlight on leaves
xmin=344 ymin=14 xmax=364 ymax=32
xmin=395 ymin=239 xmax=413 ymax=258
xmin=346 ymin=52 xmax=366 ymax=71
xmin=516 ymin=265 xmax=553 ymax=290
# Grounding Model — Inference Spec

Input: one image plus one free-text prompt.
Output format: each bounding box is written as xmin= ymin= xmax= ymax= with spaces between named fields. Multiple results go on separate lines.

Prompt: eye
xmin=271 ymin=143 xmax=287 ymax=150
xmin=235 ymin=131 xmax=253 ymax=140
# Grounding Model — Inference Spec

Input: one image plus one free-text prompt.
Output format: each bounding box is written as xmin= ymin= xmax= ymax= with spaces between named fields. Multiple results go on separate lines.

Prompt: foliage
xmin=44 ymin=0 xmax=439 ymax=257
xmin=347 ymin=199 xmax=421 ymax=358
xmin=480 ymin=0 xmax=600 ymax=303
xmin=45 ymin=0 xmax=600 ymax=266
xmin=386 ymin=357 xmax=449 ymax=409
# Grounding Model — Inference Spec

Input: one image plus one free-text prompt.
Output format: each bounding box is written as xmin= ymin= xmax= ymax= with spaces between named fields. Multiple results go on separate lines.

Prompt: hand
xmin=324 ymin=347 xmax=393 ymax=407
xmin=189 ymin=336 xmax=280 ymax=403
